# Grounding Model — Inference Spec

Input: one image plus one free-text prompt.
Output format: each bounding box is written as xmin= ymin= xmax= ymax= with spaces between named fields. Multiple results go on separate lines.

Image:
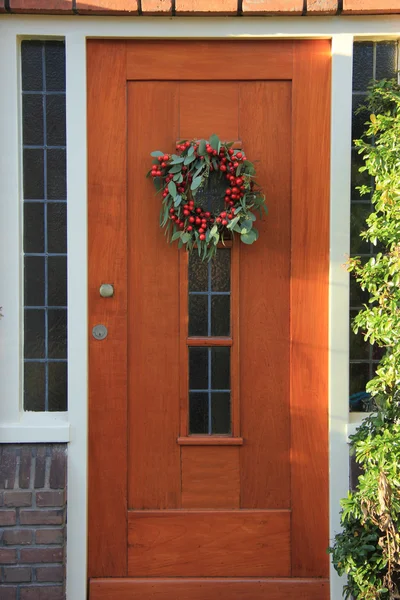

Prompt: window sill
xmin=346 ymin=412 xmax=373 ymax=439
xmin=177 ymin=436 xmax=243 ymax=446
xmin=0 ymin=412 xmax=70 ymax=443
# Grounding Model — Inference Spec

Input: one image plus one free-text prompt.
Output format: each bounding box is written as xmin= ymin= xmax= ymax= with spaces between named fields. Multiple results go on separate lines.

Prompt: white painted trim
xmin=64 ymin=31 xmax=88 ymax=600
xmin=0 ymin=15 xmax=399 ymax=600
xmin=329 ymin=34 xmax=354 ymax=600
xmin=1 ymin=14 xmax=400 ymax=37
xmin=0 ymin=413 xmax=70 ymax=443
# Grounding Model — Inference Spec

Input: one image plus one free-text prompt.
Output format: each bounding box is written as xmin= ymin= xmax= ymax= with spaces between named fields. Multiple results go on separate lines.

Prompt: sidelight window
xmin=22 ymin=40 xmax=68 ymax=412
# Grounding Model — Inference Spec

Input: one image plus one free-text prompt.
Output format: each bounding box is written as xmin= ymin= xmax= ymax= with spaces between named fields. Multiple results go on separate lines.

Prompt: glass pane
xmin=24 ymin=309 xmax=45 ymax=359
xmin=376 ymin=42 xmax=398 ymax=80
xmin=47 ymin=203 xmax=67 ymax=254
xmin=189 ymin=347 xmax=208 ymax=390
xmin=48 ymin=309 xmax=67 ymax=359
xmin=189 ymin=295 xmax=208 ymax=337
xmin=211 ymin=249 xmax=230 ymax=292
xmin=46 ymin=95 xmax=66 ymax=146
xmin=349 ymin=363 xmax=370 ymax=398
xmin=24 ymin=362 xmax=45 ymax=411
xmin=211 ymin=295 xmax=230 ymax=336
xmin=48 ymin=362 xmax=68 ymax=411
xmin=351 ymin=203 xmax=371 ymax=255
xmin=350 ymin=311 xmax=369 ymax=360
xmin=24 ymin=256 xmax=45 ymax=306
xmin=21 ymin=41 xmax=43 ymax=92
xmin=352 ymin=94 xmax=369 ymax=143
xmin=45 ymin=42 xmax=66 ymax=92
xmin=23 ymin=149 xmax=44 ymax=200
xmin=351 ymin=148 xmax=371 ymax=200
xmin=211 ymin=347 xmax=230 ymax=390
xmin=48 ymin=256 xmax=67 ymax=306
xmin=189 ymin=392 xmax=208 ymax=434
xmin=194 ymin=172 xmax=227 ymax=215
xmin=24 ymin=203 xmax=44 ymax=253
xmin=189 ymin=253 xmax=208 ymax=292
xmin=352 ymin=43 xmax=373 ymax=91
xmin=211 ymin=393 xmax=231 ymax=434
xmin=23 ymin=94 xmax=44 ymax=146
xmin=47 ymin=149 xmax=66 ymax=200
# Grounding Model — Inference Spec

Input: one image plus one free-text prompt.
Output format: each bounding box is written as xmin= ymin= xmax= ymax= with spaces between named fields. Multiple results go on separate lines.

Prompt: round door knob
xmin=99 ymin=284 xmax=114 ymax=298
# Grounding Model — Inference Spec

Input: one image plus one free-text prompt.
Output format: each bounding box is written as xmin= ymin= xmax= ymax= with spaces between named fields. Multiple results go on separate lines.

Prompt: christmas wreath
xmin=148 ymin=134 xmax=267 ymax=261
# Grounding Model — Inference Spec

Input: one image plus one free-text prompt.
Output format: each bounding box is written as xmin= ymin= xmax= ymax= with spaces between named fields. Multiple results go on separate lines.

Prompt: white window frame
xmin=0 ymin=15 xmax=399 ymax=600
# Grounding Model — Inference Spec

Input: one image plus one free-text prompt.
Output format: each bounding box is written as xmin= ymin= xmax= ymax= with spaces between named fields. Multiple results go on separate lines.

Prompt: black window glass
xmin=22 ymin=40 xmax=67 ymax=412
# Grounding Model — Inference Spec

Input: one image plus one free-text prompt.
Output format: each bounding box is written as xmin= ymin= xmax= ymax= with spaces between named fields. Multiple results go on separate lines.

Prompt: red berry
xmin=221 ymin=219 xmax=228 ymax=226
xmin=232 ymin=187 xmax=239 ymax=194
xmin=216 ymin=217 xmax=222 ymax=224
xmin=196 ymin=208 xmax=202 ymax=214
xmin=199 ymin=234 xmax=206 ymax=241
xmin=220 ymin=212 xmax=227 ymax=218
xmin=228 ymin=149 xmax=234 ymax=156
xmin=205 ymin=212 xmax=211 ymax=218
xmin=195 ymin=218 xmax=201 ymax=225
xmin=187 ymin=226 xmax=193 ymax=232
xmin=189 ymin=216 xmax=195 ymax=223
xmin=169 ymin=208 xmax=175 ymax=214
xmin=225 ymin=189 xmax=232 ymax=195
xmin=236 ymin=152 xmax=243 ymax=159
xmin=163 ymin=154 xmax=169 ymax=161
xmin=183 ymin=210 xmax=190 ymax=216
xmin=228 ymin=214 xmax=234 ymax=220
xmin=220 ymin=165 xmax=227 ymax=172
xmin=236 ymin=178 xmax=243 ymax=185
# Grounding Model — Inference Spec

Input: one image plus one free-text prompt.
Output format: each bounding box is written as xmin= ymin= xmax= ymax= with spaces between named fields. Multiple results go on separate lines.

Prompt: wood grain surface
xmin=128 ymin=510 xmax=291 ymax=577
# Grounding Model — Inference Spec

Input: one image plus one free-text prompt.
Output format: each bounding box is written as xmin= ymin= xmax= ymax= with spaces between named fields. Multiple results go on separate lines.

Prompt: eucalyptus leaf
xmin=150 ymin=151 xmax=164 ymax=157
xmin=168 ymin=180 xmax=177 ymax=198
xmin=171 ymin=230 xmax=182 ymax=242
xmin=181 ymin=232 xmax=191 ymax=243
xmin=198 ymin=140 xmax=207 ymax=156
xmin=191 ymin=176 xmax=203 ymax=191
xmin=209 ymin=134 xmax=220 ymax=152
xmin=174 ymin=195 xmax=182 ymax=208
xmin=241 ymin=229 xmax=257 ymax=244
xmin=169 ymin=164 xmax=182 ymax=174
xmin=184 ymin=154 xmax=196 ymax=165
xmin=188 ymin=145 xmax=195 ymax=157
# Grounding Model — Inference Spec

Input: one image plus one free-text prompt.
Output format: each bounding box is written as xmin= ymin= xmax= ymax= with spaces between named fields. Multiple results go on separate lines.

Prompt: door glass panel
xmin=189 ymin=347 xmax=231 ymax=435
xmin=188 ymin=249 xmax=231 ymax=337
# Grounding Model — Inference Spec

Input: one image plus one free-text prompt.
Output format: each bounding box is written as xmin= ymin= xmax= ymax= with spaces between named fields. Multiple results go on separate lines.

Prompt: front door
xmin=87 ymin=40 xmax=330 ymax=600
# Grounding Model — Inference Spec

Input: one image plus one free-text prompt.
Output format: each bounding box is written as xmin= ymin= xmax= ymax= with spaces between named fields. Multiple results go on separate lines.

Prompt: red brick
xmin=49 ymin=447 xmax=67 ymax=490
xmin=76 ymin=0 xmax=139 ymax=14
xmin=4 ymin=491 xmax=32 ymax=507
xmin=20 ymin=510 xmax=65 ymax=526
xmin=175 ymin=0 xmax=238 ymax=14
xmin=34 ymin=448 xmax=46 ymax=489
xmin=242 ymin=0 xmax=303 ymax=14
xmin=36 ymin=491 xmax=65 ymax=507
xmin=19 ymin=447 xmax=32 ymax=489
xmin=9 ymin=0 xmax=73 ymax=12
xmin=3 ymin=529 xmax=34 ymax=545
xmin=3 ymin=567 xmax=32 ymax=583
xmin=1 ymin=587 xmax=17 ymax=600
xmin=20 ymin=547 xmax=63 ymax=563
xmin=35 ymin=529 xmax=64 ymax=545
xmin=0 ymin=510 xmax=17 ymax=526
xmin=36 ymin=565 xmax=64 ymax=582
xmin=0 ymin=491 xmax=3 ymax=505
xmin=142 ymin=0 xmax=172 ymax=13
xmin=0 ymin=448 xmax=17 ymax=489
xmin=307 ymin=0 xmax=338 ymax=13
xmin=0 ymin=548 xmax=17 ymax=564
xmin=20 ymin=587 xmax=64 ymax=600
xmin=343 ymin=0 xmax=400 ymax=13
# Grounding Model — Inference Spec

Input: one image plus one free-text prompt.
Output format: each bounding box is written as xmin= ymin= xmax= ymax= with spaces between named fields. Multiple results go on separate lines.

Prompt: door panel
xmin=88 ymin=39 xmax=330 ymax=598
xmin=128 ymin=511 xmax=291 ymax=577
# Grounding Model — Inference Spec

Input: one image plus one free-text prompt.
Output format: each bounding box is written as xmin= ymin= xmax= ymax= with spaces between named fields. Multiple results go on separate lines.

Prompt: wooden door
xmin=87 ymin=40 xmax=330 ymax=600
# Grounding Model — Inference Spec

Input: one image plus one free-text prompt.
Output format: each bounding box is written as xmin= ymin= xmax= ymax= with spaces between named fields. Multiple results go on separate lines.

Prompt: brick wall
xmin=0 ymin=445 xmax=67 ymax=600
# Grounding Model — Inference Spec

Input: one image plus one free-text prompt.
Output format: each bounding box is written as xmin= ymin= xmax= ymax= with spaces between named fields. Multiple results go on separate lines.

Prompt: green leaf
xmin=169 ymin=164 xmax=182 ymax=174
xmin=168 ymin=180 xmax=177 ymax=198
xmin=198 ymin=140 xmax=207 ymax=156
xmin=227 ymin=216 xmax=240 ymax=230
xmin=209 ymin=134 xmax=220 ymax=152
xmin=191 ymin=176 xmax=203 ymax=191
xmin=241 ymin=229 xmax=258 ymax=244
xmin=150 ymin=151 xmax=164 ymax=157
xmin=188 ymin=145 xmax=195 ymax=157
xmin=181 ymin=232 xmax=191 ymax=243
xmin=174 ymin=195 xmax=182 ymax=208
xmin=210 ymin=225 xmax=218 ymax=236
xmin=171 ymin=230 xmax=182 ymax=242
xmin=184 ymin=154 xmax=196 ymax=165
xmin=170 ymin=156 xmax=185 ymax=165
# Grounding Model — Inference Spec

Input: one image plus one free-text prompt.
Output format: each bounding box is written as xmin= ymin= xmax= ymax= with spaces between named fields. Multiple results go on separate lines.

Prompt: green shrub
xmin=330 ymin=80 xmax=400 ymax=599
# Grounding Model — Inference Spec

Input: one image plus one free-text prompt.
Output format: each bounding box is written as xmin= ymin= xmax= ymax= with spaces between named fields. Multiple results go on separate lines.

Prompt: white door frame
xmin=0 ymin=14 xmax=399 ymax=600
